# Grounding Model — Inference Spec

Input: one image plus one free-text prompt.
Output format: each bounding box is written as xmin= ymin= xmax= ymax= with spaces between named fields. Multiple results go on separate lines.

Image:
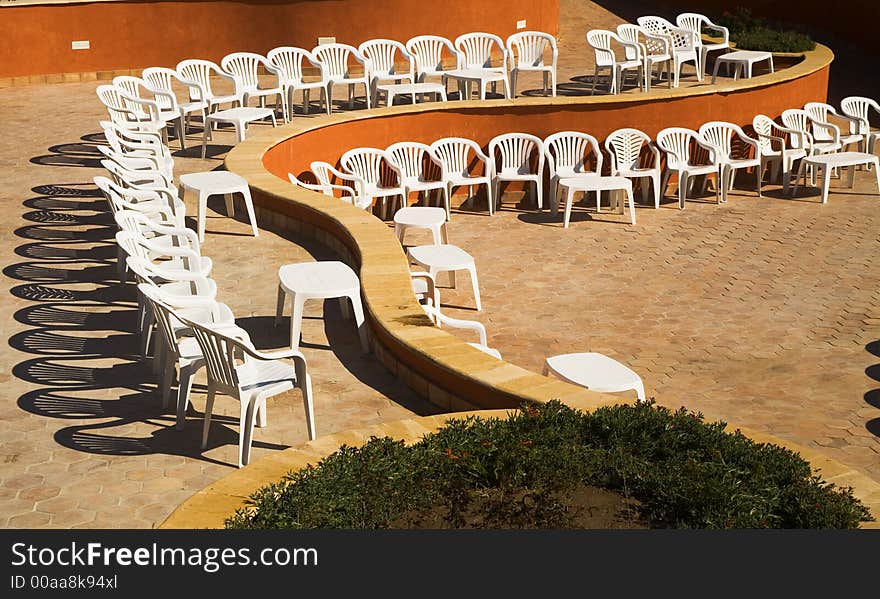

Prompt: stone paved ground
xmin=2 ymin=0 xmax=877 ymax=529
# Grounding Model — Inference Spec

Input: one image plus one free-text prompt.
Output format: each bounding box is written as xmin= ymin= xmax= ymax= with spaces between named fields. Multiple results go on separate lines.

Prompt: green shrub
xmin=716 ymin=8 xmax=816 ymax=53
xmin=226 ymin=401 xmax=873 ymax=529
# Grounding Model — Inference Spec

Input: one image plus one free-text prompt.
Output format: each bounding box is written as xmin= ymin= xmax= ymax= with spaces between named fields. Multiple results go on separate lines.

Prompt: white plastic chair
xmin=506 ymin=31 xmax=557 ymax=97
xmin=267 ymin=46 xmax=328 ymax=118
xmin=220 ymin=52 xmax=284 ymax=116
xmin=430 ymin=137 xmax=495 ymax=215
xmin=804 ymin=102 xmax=864 ymax=152
xmin=676 ymin=12 xmax=730 ymax=74
xmin=311 ymin=43 xmax=371 ymax=111
xmin=420 ymin=303 xmax=501 ymax=359
xmin=116 ymin=229 xmax=211 ymax=281
xmin=142 ymin=67 xmax=209 ymax=150
xmin=358 ymin=39 xmax=415 ymax=106
xmin=656 ymin=127 xmax=721 ymax=208
xmin=100 ymin=123 xmax=174 ymax=179
xmin=781 ymin=108 xmax=841 ymax=155
xmin=841 ymin=96 xmax=880 ymax=156
xmin=137 ymin=283 xmax=240 ymax=429
xmin=452 ymin=32 xmax=511 ymax=99
xmin=181 ymin=316 xmax=314 ymax=468
xmin=752 ymin=114 xmax=808 ymax=194
xmin=543 ymin=131 xmax=602 ymax=213
xmin=176 ymin=59 xmax=241 ymax=112
xmin=616 ymin=24 xmax=672 ymax=91
xmin=586 ymin=29 xmax=645 ymax=94
xmin=386 ymin=142 xmax=449 ymax=214
xmin=94 ymin=176 xmax=183 ymax=228
xmin=605 ymin=128 xmax=662 ymax=208
xmin=97 ymin=84 xmax=148 ymax=128
xmin=488 ymin=132 xmax=545 ymax=210
xmin=304 ymin=161 xmax=373 ymax=209
xmin=406 ymin=35 xmax=458 ymax=86
xmin=636 ymin=16 xmax=701 ymax=87
xmin=340 ymin=147 xmax=405 ymax=218
xmin=111 ymin=76 xmax=177 ymax=141
xmin=699 ymin=121 xmax=762 ymax=202
xmin=125 ymin=254 xmax=221 ymax=358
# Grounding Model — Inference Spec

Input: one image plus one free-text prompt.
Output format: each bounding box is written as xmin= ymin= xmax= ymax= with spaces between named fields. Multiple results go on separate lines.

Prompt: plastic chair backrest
xmin=387 ymin=142 xmax=434 ymax=179
xmin=221 ymin=52 xmax=268 ymax=93
xmin=606 ymin=128 xmax=651 ymax=171
xmin=507 ymin=31 xmax=555 ymax=68
xmin=406 ymin=35 xmax=457 ymax=77
xmin=544 ymin=131 xmax=601 ymax=175
xmin=267 ymin=47 xmax=315 ymax=84
xmin=455 ymin=32 xmax=506 ymax=69
xmin=340 ymin=148 xmax=388 ymax=185
xmin=657 ymin=127 xmax=700 ymax=165
xmin=359 ymin=39 xmax=411 ymax=76
xmin=142 ymin=67 xmax=179 ymax=111
xmin=586 ymin=30 xmax=616 ymax=67
xmin=312 ymin=43 xmax=362 ymax=79
xmin=489 ymin=133 xmax=543 ymax=173
xmin=431 ymin=138 xmax=484 ymax=175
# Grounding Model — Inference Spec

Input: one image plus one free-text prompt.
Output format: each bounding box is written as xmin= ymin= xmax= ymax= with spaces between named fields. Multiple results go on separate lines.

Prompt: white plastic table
xmin=711 ymin=50 xmax=774 ymax=83
xmin=557 ymin=175 xmax=636 ymax=227
xmin=201 ymin=107 xmax=277 ymax=157
xmin=543 ymin=352 xmax=645 ymax=400
xmin=178 ymin=171 xmax=259 ymax=242
xmin=407 ymin=244 xmax=481 ymax=310
xmin=274 ymin=261 xmax=369 ymax=352
xmin=394 ymin=207 xmax=449 ymax=246
xmin=377 ymin=82 xmax=448 ymax=106
xmin=443 ymin=68 xmax=508 ymax=100
xmin=793 ymin=151 xmax=880 ymax=203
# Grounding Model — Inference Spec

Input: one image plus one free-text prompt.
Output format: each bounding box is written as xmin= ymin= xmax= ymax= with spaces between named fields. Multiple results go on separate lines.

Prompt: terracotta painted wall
xmin=0 ymin=0 xmax=559 ymax=78
xmin=263 ymin=67 xmax=830 ymax=181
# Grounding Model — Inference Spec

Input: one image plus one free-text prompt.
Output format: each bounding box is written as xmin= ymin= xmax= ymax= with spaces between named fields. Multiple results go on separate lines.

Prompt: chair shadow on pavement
xmin=8 ymin=183 xmax=281 ymax=467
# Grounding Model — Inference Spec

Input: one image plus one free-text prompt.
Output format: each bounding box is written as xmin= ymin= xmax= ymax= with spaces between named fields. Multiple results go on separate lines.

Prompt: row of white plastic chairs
xmin=96 ymin=31 xmax=558 ymax=147
xmin=93 ymin=119 xmax=316 ymax=468
xmin=290 ymin=97 xmax=880 ymax=216
xmin=587 ymin=13 xmax=732 ymax=93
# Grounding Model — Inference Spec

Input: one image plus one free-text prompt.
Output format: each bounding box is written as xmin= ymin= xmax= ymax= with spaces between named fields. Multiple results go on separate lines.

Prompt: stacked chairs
xmin=93 ymin=118 xmax=314 ymax=468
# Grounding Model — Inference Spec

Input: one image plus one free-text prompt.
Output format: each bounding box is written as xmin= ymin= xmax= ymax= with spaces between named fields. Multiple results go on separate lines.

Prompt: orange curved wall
xmin=263 ymin=66 xmax=830 ymax=181
xmin=0 ymin=0 xmax=559 ymax=79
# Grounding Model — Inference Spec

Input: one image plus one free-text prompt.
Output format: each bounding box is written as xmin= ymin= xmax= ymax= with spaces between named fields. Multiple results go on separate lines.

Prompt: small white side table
xmin=544 ymin=352 xmax=646 ymax=400
xmin=394 ymin=207 xmax=449 ymax=246
xmin=793 ymin=151 xmax=880 ymax=203
xmin=377 ymin=82 xmax=448 ymax=106
xmin=711 ymin=50 xmax=774 ymax=83
xmin=408 ymin=244 xmax=481 ymax=310
xmin=557 ymin=175 xmax=636 ymax=227
xmin=201 ymin=107 xmax=277 ymax=158
xmin=275 ymin=261 xmax=369 ymax=352
xmin=178 ymin=171 xmax=259 ymax=242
